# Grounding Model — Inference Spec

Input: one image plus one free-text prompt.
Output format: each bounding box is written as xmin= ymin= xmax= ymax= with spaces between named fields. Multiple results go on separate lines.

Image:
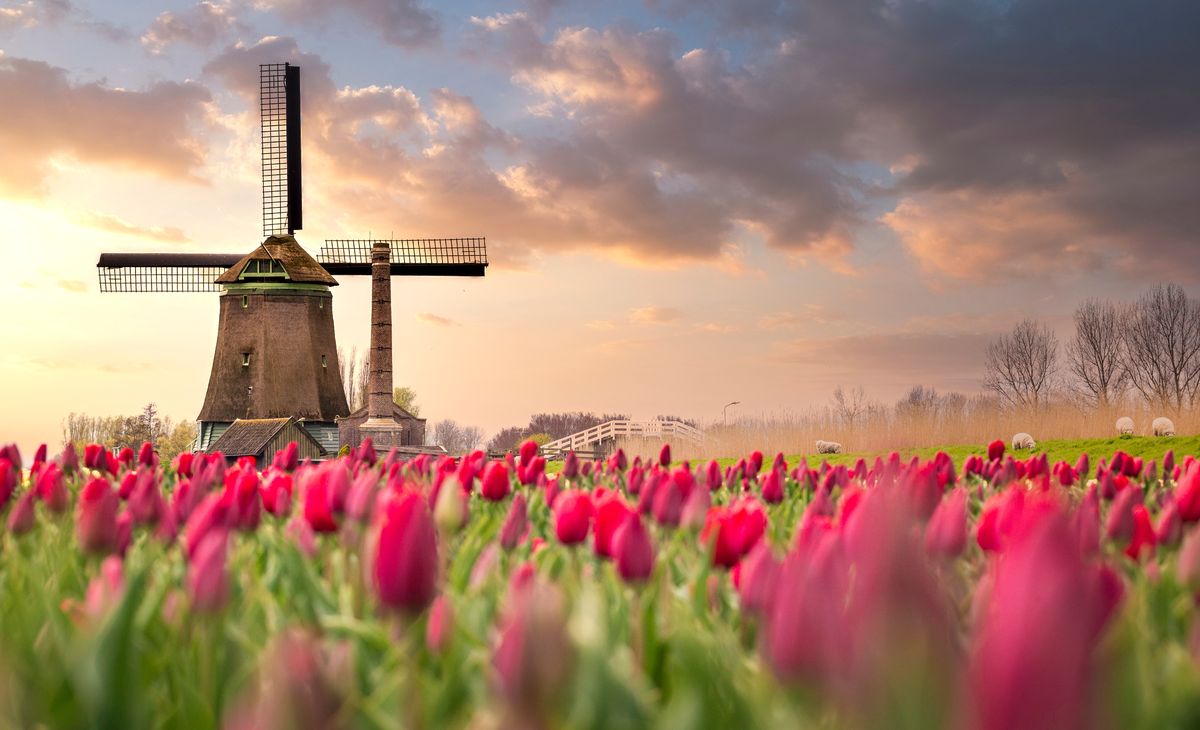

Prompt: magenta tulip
xmin=372 ymin=491 xmax=439 ymax=614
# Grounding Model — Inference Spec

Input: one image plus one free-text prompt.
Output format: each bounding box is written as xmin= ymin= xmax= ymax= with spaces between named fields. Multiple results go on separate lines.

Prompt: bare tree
xmin=430 ymin=419 xmax=484 ymax=455
xmin=831 ymin=385 xmax=868 ymax=427
xmin=338 ymin=347 xmax=371 ymax=411
xmin=1065 ymin=299 xmax=1128 ymax=407
xmin=1121 ymin=284 xmax=1200 ymax=410
xmin=983 ymin=319 xmax=1059 ymax=408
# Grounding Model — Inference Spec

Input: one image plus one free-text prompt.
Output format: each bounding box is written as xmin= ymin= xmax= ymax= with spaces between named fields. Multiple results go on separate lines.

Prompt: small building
xmin=337 ymin=403 xmax=427 ymax=452
xmin=206 ymin=416 xmax=326 ymax=468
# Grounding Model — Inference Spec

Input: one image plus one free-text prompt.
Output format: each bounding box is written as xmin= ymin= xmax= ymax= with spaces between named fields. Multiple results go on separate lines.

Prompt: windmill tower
xmin=96 ymin=63 xmax=487 ymax=456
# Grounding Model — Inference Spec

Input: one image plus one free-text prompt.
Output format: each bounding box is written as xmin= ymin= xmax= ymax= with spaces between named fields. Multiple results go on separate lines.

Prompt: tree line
xmin=62 ymin=403 xmax=197 ymax=462
xmin=983 ymin=283 xmax=1200 ymax=411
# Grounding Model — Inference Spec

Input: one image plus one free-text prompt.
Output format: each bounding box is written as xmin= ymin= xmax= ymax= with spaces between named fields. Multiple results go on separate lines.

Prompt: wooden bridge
xmin=540 ymin=419 xmax=704 ymax=459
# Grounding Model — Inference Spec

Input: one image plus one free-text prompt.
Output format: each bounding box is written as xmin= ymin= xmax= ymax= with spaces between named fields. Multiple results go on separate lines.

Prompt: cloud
xmin=72 ymin=211 xmax=189 ymax=243
xmin=774 ymin=331 xmax=993 ymax=378
xmin=253 ymin=0 xmax=439 ymax=48
xmin=629 ymin=306 xmax=682 ymax=325
xmin=416 ymin=312 xmax=459 ymax=327
xmin=0 ymin=0 xmax=129 ymax=40
xmin=141 ymin=1 xmax=239 ymax=54
xmin=55 ymin=279 xmax=86 ymax=293
xmin=0 ymin=55 xmax=212 ymax=196
xmin=757 ymin=305 xmax=837 ymax=330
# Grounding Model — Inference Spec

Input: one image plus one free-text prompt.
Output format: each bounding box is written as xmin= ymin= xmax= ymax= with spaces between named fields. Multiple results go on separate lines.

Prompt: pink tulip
xmin=7 ymin=490 xmax=36 ymax=534
xmin=924 ymin=487 xmax=968 ymax=559
xmin=60 ymin=442 xmax=78 ymax=474
xmin=761 ymin=468 xmax=784 ymax=504
xmin=184 ymin=492 xmax=232 ymax=559
xmin=561 ymin=451 xmax=579 ymax=480
xmin=592 ymin=495 xmax=632 ymax=558
xmin=499 ymin=493 xmax=528 ymax=551
xmin=651 ymin=477 xmax=684 ymax=527
xmin=1176 ymin=463 xmax=1200 ymax=522
xmin=680 ymin=483 xmax=710 ymax=530
xmin=372 ymin=491 xmax=438 ymax=614
xmin=1178 ymin=529 xmax=1200 ymax=587
xmin=427 ymin=596 xmax=454 ymax=655
xmin=188 ymin=530 xmax=230 ymax=612
xmin=1156 ymin=501 xmax=1182 ymax=547
xmin=1105 ymin=486 xmax=1137 ymax=543
xmin=971 ymin=510 xmax=1113 ymax=730
xmin=736 ymin=541 xmax=781 ymax=616
xmin=492 ymin=580 xmax=573 ymax=717
xmin=128 ymin=467 xmax=165 ymax=525
xmin=613 ymin=513 xmax=654 ymax=583
xmin=303 ymin=478 xmax=339 ymax=533
xmin=658 ymin=444 xmax=671 ymax=468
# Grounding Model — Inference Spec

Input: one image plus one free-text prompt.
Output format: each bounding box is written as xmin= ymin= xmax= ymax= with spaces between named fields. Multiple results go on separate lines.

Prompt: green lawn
xmin=546 ymin=434 xmax=1200 ymax=472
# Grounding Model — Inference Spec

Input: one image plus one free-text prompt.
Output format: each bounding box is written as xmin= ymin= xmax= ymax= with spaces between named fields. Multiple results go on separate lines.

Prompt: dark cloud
xmin=256 ymin=0 xmax=439 ymax=48
xmin=0 ymin=55 xmax=212 ymax=195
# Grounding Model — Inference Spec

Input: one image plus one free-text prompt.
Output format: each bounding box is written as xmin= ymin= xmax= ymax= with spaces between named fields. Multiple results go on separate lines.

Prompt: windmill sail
xmin=261 ymin=63 xmax=302 ymax=237
xmin=96 ymin=253 xmax=242 ymax=292
xmin=317 ymin=239 xmax=488 ymax=277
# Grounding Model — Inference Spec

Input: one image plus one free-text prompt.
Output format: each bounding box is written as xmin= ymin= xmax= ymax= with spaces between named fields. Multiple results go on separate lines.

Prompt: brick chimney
xmin=362 ymin=242 xmax=399 ymax=434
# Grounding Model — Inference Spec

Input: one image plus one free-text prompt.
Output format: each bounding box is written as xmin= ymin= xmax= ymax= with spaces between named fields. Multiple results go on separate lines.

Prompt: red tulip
xmin=761 ymin=468 xmax=784 ymax=504
xmin=499 ymin=493 xmax=528 ymax=551
xmin=613 ymin=513 xmax=654 ymax=583
xmin=1125 ymin=505 xmax=1156 ymax=561
xmin=520 ymin=457 xmax=545 ymax=487
xmin=128 ymin=467 xmax=165 ymax=525
xmin=592 ymin=495 xmax=632 ymax=558
xmin=703 ymin=499 xmax=767 ymax=568
xmin=680 ymin=482 xmax=710 ymax=530
xmin=372 ymin=491 xmax=438 ymax=614
xmin=553 ymin=490 xmax=592 ymax=546
xmin=137 ymin=441 xmax=155 ymax=467
xmin=925 ymin=488 xmax=968 ymax=559
xmin=303 ymin=478 xmax=339 ymax=533
xmin=261 ymin=472 xmax=294 ymax=517
xmin=518 ymin=439 xmax=539 ymax=469
xmin=1175 ymin=463 xmax=1200 ymax=522
xmin=658 ymin=444 xmax=671 ymax=468
xmin=84 ymin=443 xmax=105 ymax=471
xmin=705 ymin=460 xmax=722 ymax=491
xmin=481 ymin=462 xmax=511 ymax=501
xmin=31 ymin=443 xmax=47 ymax=469
xmin=117 ymin=447 xmax=134 ymax=469
xmin=0 ymin=458 xmax=15 ymax=509
xmin=36 ymin=463 xmax=68 ymax=513
xmin=188 ymin=530 xmax=230 ymax=612
xmin=562 ymin=451 xmax=579 ymax=480
xmin=60 ymin=442 xmax=79 ymax=474
xmin=77 ymin=477 xmax=120 ymax=555
xmin=174 ymin=452 xmax=195 ymax=478
xmin=987 ymin=439 xmax=1005 ymax=462
xmin=272 ymin=441 xmax=300 ymax=472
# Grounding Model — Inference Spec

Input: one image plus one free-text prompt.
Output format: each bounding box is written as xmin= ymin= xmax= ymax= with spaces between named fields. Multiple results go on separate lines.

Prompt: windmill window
xmin=238 ymin=259 xmax=287 ymax=279
xmin=321 ymin=355 xmax=328 ymax=368
xmin=242 ymin=352 xmax=251 ymax=368
xmin=242 ymin=295 xmax=248 ymax=309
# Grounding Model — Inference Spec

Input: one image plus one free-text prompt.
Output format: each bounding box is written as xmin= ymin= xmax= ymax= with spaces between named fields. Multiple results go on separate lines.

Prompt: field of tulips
xmin=2 ymin=437 xmax=1200 ymax=729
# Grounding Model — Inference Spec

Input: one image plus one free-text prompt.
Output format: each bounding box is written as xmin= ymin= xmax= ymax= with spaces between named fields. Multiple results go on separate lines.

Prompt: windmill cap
xmin=215 ymin=235 xmax=337 ymax=286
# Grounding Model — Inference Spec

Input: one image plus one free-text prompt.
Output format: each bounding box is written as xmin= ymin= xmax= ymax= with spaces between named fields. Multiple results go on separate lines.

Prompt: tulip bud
xmin=651 ymin=478 xmax=684 ymax=527
xmin=188 ymin=531 xmax=230 ymax=612
xmin=303 ymin=479 xmax=339 ymax=533
xmin=427 ymin=596 xmax=454 ymax=655
xmin=562 ymin=451 xmax=579 ymax=480
xmin=499 ymin=493 xmax=528 ymax=551
xmin=433 ymin=476 xmax=467 ymax=533
xmin=518 ymin=439 xmax=539 ymax=469
xmin=1125 ymin=505 xmax=1156 ymax=561
xmin=987 ymin=439 xmax=1005 ymax=462
xmin=60 ymin=442 xmax=79 ymax=475
xmin=77 ymin=477 xmax=120 ymax=555
xmin=372 ymin=491 xmax=439 ymax=614
xmin=7 ymin=489 xmax=36 ymax=535
xmin=0 ymin=458 xmax=15 ymax=510
xmin=761 ymin=468 xmax=784 ymax=504
xmin=680 ymin=483 xmax=710 ymax=531
xmin=1156 ymin=502 xmax=1182 ymax=547
xmin=613 ymin=513 xmax=654 ymax=583
xmin=1105 ymin=486 xmax=1136 ymax=543
xmin=736 ymin=541 xmax=781 ymax=615
xmin=925 ymin=488 xmax=968 ymax=559
xmin=553 ymin=490 xmax=592 ymax=546
xmin=36 ymin=463 xmax=68 ymax=513
xmin=480 ymin=462 xmax=510 ymax=502
xmin=1178 ymin=528 xmax=1200 ymax=587
xmin=658 ymin=444 xmax=671 ymax=468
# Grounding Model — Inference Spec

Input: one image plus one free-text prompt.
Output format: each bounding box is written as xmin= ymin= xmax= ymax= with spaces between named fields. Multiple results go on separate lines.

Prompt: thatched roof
xmin=215 ymin=235 xmax=338 ymax=286
xmin=208 ymin=417 xmax=304 ymax=456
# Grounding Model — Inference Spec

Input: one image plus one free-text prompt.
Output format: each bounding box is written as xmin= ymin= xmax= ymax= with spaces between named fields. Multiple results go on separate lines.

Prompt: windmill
xmin=97 ymin=63 xmax=487 ymax=456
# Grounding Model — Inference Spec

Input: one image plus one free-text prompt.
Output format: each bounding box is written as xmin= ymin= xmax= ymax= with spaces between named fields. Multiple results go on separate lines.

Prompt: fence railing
xmin=540 ymin=420 xmax=704 ymax=456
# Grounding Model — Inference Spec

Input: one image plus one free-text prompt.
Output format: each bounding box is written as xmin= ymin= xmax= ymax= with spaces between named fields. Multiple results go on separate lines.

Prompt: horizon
xmin=2 ymin=0 xmax=1198 ymax=456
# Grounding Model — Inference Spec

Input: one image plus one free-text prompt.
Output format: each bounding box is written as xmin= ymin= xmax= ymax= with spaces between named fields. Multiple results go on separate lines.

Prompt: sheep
xmin=1116 ymin=416 xmax=1135 ymax=436
xmin=1152 ymin=417 xmax=1176 ymax=437
xmin=815 ymin=439 xmax=843 ymax=455
xmin=1011 ymin=432 xmax=1036 ymax=451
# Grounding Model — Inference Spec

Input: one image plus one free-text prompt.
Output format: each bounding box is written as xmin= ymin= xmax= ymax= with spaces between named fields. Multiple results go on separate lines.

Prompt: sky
xmin=1 ymin=0 xmax=1198 ymax=453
